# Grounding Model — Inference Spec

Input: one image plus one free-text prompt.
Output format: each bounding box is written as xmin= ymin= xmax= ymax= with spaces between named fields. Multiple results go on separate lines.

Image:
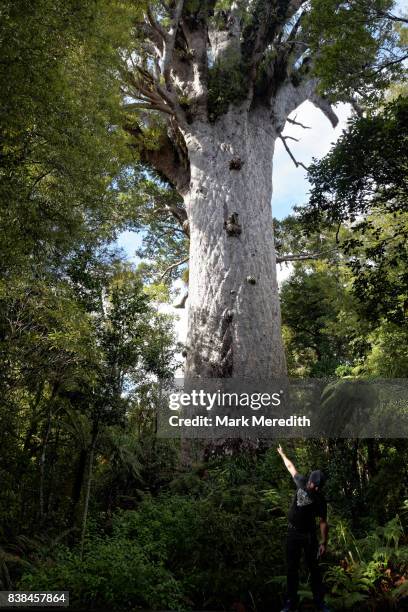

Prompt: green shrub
xmin=19 ymin=486 xmax=287 ymax=610
xmin=19 ymin=538 xmax=184 ymax=611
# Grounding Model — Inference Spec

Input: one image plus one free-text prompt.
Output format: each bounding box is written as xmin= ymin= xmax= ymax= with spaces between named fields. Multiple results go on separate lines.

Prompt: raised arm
xmin=277 ymin=445 xmax=298 ymax=478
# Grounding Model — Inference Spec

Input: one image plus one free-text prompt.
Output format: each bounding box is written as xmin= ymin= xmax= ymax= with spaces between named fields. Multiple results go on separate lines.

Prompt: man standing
xmin=277 ymin=445 xmax=330 ymax=612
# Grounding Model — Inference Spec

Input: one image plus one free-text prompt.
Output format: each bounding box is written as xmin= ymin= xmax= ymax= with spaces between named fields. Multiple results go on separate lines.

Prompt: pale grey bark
xmin=124 ymin=2 xmax=342 ymax=381
xmin=179 ymin=76 xmax=336 ymax=379
xmin=183 ymin=107 xmax=286 ymax=378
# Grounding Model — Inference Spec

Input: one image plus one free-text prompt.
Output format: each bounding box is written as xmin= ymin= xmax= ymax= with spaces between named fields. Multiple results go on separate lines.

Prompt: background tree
xmin=0 ymin=0 xmax=141 ymax=276
xmin=299 ymin=95 xmax=408 ymax=327
xmin=281 ymin=259 xmax=369 ymax=377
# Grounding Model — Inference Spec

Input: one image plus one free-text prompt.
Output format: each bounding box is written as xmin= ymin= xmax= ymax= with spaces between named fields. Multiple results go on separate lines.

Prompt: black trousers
xmin=286 ymin=526 xmax=324 ymax=605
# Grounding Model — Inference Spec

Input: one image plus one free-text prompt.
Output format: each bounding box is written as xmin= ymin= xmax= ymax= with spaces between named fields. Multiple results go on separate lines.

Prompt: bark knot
xmin=224 ymin=212 xmax=242 ymax=237
xmin=229 ymin=157 xmax=244 ymax=171
xmin=225 ymin=309 xmax=234 ymax=322
xmin=246 ymin=276 xmax=257 ymax=285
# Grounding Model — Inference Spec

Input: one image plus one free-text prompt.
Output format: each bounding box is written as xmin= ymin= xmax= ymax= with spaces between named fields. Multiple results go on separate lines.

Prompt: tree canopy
xmin=299 ymin=95 xmax=408 ymax=325
xmin=117 ymin=0 xmax=407 ymax=199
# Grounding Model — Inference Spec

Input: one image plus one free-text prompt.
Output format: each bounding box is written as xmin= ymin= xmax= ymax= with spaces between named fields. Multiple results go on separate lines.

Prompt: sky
xmin=272 ymin=101 xmax=351 ymax=218
xmin=115 ymin=100 xmax=353 ymax=344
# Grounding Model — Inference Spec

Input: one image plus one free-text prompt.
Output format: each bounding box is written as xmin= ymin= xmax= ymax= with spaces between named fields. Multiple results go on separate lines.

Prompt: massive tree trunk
xmin=184 ymin=107 xmax=286 ymax=378
xmin=124 ymin=1 xmax=340 ymax=382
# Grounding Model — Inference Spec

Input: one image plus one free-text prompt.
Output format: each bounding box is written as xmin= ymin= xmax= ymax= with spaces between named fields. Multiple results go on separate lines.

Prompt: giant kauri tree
xmin=122 ymin=0 xmax=405 ymax=378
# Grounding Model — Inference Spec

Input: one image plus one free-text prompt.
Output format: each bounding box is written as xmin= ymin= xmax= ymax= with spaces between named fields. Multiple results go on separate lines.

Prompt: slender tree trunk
xmin=184 ymin=107 xmax=286 ymax=379
xmin=69 ymin=448 xmax=88 ymax=529
xmin=39 ymin=382 xmax=59 ymax=521
xmin=23 ymin=382 xmax=44 ymax=453
xmin=79 ymin=420 xmax=98 ymax=560
xmin=46 ymin=421 xmax=61 ymax=513
xmin=39 ymin=410 xmax=52 ymax=521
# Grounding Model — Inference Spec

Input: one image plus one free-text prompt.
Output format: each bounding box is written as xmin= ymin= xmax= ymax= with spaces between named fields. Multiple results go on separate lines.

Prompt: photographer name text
xmin=168 ymin=415 xmax=311 ymax=428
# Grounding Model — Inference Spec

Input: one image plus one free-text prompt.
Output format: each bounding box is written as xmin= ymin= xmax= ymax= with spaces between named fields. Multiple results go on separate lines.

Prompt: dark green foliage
xmin=281 ymin=263 xmax=365 ymax=376
xmin=0 ymin=0 xmax=136 ymax=274
xmin=0 ymin=2 xmax=407 ymax=611
xmin=299 ymin=97 xmax=408 ymax=326
xmin=126 ymin=176 xmax=189 ymax=284
xmin=305 ymin=0 xmax=405 ymax=104
xmin=19 ymin=534 xmax=185 ymax=611
xmin=13 ymin=447 xmax=408 ymax=611
xmin=207 ymin=56 xmax=249 ymax=122
xmin=16 ymin=454 xmax=289 ymax=610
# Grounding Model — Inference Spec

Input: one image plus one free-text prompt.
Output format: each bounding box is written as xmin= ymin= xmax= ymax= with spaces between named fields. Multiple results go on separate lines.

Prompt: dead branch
xmin=279 ymin=136 xmax=309 ymax=171
xmin=287 ymin=116 xmax=311 ymax=129
xmin=282 ymin=134 xmax=299 ymax=142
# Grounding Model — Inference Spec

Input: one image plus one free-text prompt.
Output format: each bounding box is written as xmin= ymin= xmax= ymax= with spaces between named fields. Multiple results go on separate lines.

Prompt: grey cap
xmin=308 ymin=470 xmax=326 ymax=487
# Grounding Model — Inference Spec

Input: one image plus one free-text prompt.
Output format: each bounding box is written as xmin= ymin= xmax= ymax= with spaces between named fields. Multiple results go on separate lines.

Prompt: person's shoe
xmin=315 ymin=602 xmax=330 ymax=612
xmin=280 ymin=601 xmax=298 ymax=612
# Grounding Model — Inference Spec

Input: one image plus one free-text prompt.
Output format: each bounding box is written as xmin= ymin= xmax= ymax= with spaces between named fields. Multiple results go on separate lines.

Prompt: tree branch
xmin=178 ymin=3 xmax=214 ymax=119
xmin=309 ymin=93 xmax=339 ymax=128
xmin=287 ymin=115 xmax=311 ymax=129
xmin=123 ymin=101 xmax=174 ymax=115
xmin=279 ymin=135 xmax=308 ymax=171
xmin=276 ymin=247 xmax=338 ymax=263
xmin=277 ymin=252 xmax=320 ymax=263
xmin=154 ymin=203 xmax=188 ymax=229
xmin=160 ymin=256 xmax=189 ymax=279
xmin=242 ymin=0 xmax=299 ymax=96
xmin=158 ymin=0 xmax=170 ymax=12
xmin=282 ymin=134 xmax=299 ymax=142
xmin=135 ymin=65 xmax=188 ymax=126
xmin=122 ymin=67 xmax=174 ymax=115
xmin=376 ymin=10 xmax=408 ymax=24
xmin=369 ymin=53 xmax=408 ymax=76
xmin=125 ymin=5 xmax=190 ymax=129
xmin=273 ymin=75 xmax=317 ymax=129
xmin=126 ymin=124 xmax=190 ymax=194
xmin=173 ymin=290 xmax=189 ymax=309
xmin=146 ymin=4 xmax=169 ymax=42
xmin=286 ymin=0 xmax=307 ymax=19
xmin=161 ymin=0 xmax=185 ymax=86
